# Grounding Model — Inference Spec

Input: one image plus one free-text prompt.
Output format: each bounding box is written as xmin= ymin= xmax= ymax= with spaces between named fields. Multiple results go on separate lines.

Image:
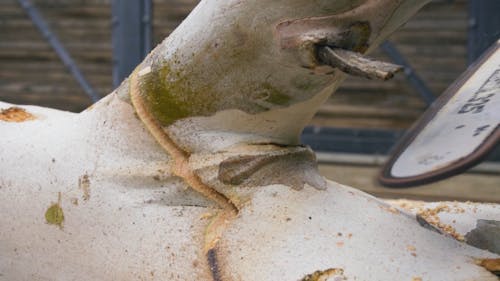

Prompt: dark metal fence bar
xmin=468 ymin=0 xmax=500 ymax=64
xmin=112 ymin=0 xmax=153 ymax=87
xmin=381 ymin=41 xmax=436 ymax=106
xmin=17 ymin=0 xmax=100 ymax=102
xmin=142 ymin=0 xmax=153 ymax=57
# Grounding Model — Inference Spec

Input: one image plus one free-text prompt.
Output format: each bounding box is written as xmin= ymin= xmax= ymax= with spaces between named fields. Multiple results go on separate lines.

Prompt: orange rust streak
xmin=129 ymin=70 xmax=237 ymax=215
xmin=0 ymin=107 xmax=36 ymax=122
xmin=476 ymin=258 xmax=500 ymax=273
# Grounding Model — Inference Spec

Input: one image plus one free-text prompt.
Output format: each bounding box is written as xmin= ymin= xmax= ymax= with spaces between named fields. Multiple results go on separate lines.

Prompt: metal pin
xmin=317 ymin=46 xmax=403 ymax=80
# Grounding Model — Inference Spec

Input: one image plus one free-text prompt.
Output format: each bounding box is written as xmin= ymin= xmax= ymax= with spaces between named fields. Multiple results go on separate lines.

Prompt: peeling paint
xmin=300 ymin=268 xmax=346 ymax=281
xmin=416 ymin=214 xmax=443 ymax=234
xmin=78 ymin=174 xmax=90 ymax=201
xmin=465 ymin=220 xmax=500 ymax=255
xmin=379 ymin=204 xmax=400 ymax=215
xmin=415 ymin=204 xmax=465 ymax=241
xmin=216 ymin=147 xmax=326 ymax=190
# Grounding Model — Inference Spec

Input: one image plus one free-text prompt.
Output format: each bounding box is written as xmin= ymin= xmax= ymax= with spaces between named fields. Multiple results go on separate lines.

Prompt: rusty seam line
xmin=129 ymin=69 xmax=238 ymax=215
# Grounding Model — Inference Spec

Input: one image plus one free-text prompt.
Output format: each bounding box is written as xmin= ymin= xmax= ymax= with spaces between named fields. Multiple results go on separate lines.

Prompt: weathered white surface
xmin=1 ymin=97 xmax=498 ymax=280
xmin=0 ymin=97 xmax=215 ymax=280
xmin=218 ymin=185 xmax=498 ymax=281
xmin=389 ymin=200 xmax=500 ymax=240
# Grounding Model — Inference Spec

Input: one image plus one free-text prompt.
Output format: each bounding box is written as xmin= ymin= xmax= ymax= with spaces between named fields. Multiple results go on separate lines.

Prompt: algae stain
xmin=251 ymin=82 xmax=291 ymax=108
xmin=45 ymin=192 xmax=64 ymax=228
xmin=140 ymin=66 xmax=190 ymax=125
xmin=135 ymin=61 xmax=294 ymax=125
xmin=291 ymin=75 xmax=317 ymax=91
xmin=45 ymin=204 xmax=64 ymax=228
xmin=260 ymin=82 xmax=291 ymax=106
xmin=138 ymin=64 xmax=216 ymax=126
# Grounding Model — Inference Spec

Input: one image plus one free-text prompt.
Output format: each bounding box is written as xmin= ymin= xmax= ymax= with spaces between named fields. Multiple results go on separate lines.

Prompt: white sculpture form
xmin=1 ymin=1 xmax=498 ymax=280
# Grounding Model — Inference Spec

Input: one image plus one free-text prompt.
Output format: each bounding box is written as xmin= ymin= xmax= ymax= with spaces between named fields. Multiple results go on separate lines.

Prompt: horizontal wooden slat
xmin=0 ymin=0 xmax=471 ymax=122
xmin=319 ymin=163 xmax=500 ymax=203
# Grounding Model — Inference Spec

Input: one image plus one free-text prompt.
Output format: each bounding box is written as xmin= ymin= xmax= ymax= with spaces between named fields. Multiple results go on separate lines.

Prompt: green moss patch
xmin=138 ymin=64 xmax=216 ymax=126
xmin=45 ymin=203 xmax=64 ymax=228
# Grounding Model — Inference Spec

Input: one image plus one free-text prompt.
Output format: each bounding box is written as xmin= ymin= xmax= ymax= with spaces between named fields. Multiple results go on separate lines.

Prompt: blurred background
xmin=0 ymin=0 xmax=498 ymax=201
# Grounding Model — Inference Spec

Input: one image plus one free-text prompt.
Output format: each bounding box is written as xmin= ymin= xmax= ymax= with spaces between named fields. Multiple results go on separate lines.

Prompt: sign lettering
xmin=458 ymin=69 xmax=500 ymax=114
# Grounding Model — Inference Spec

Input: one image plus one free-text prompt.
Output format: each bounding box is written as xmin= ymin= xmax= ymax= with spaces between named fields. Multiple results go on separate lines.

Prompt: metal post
xmin=17 ymin=0 xmax=101 ymax=102
xmin=112 ymin=0 xmax=153 ymax=87
xmin=468 ymin=1 xmax=500 ymax=63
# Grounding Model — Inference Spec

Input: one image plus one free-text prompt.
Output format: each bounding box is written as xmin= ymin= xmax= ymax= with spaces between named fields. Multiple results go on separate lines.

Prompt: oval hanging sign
xmin=380 ymin=40 xmax=500 ymax=187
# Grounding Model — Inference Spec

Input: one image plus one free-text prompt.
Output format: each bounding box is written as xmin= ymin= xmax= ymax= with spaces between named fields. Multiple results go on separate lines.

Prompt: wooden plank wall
xmin=0 ymin=0 xmax=113 ymax=110
xmin=0 ymin=0 xmax=469 ymax=130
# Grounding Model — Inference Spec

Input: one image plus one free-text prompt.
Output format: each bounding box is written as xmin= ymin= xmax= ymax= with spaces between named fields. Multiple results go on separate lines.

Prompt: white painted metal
xmin=1 ymin=94 xmax=498 ymax=281
xmin=1 ymin=1 xmax=499 ymax=280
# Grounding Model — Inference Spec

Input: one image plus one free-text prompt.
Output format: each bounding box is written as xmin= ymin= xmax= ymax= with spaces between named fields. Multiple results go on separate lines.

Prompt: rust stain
xmin=416 ymin=204 xmax=465 ymax=241
xmin=300 ymin=268 xmax=345 ymax=281
xmin=0 ymin=107 xmax=36 ymax=122
xmin=78 ymin=174 xmax=91 ymax=201
xmin=129 ymin=68 xmax=237 ymax=214
xmin=476 ymin=258 xmax=500 ymax=276
xmin=131 ymin=68 xmax=242 ymax=281
xmin=412 ymin=277 xmax=423 ymax=281
xmin=199 ymin=212 xmax=214 ymax=220
xmin=380 ymin=204 xmax=400 ymax=215
xmin=391 ymin=199 xmax=425 ymax=211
